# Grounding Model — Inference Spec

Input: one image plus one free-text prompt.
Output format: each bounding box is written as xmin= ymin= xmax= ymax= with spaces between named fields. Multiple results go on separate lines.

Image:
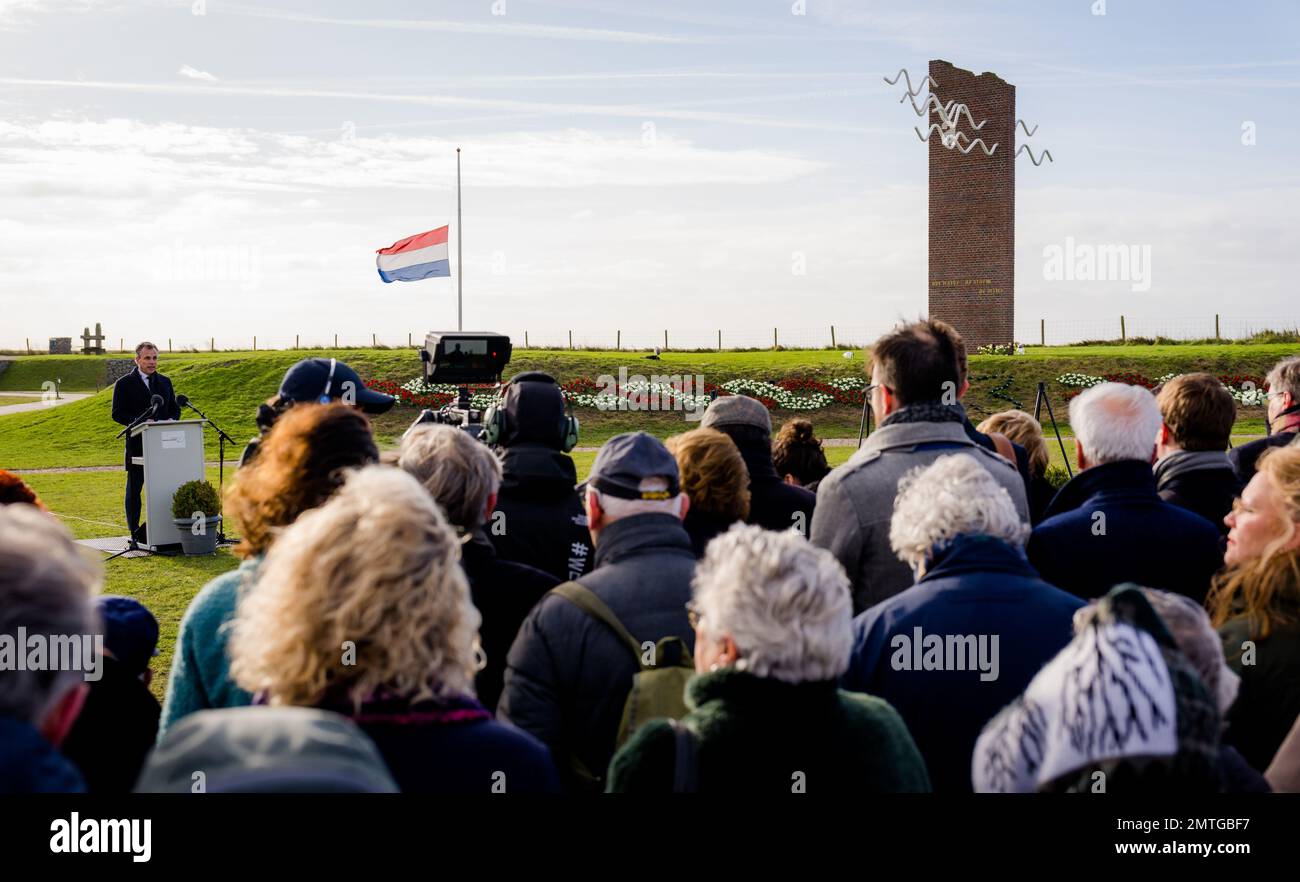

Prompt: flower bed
xmin=365 ymin=375 xmax=868 ymax=412
xmin=1056 ymin=371 xmax=1268 ymax=406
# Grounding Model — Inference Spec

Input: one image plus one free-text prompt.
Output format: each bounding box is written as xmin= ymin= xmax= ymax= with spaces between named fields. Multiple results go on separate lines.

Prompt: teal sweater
xmin=607 ymin=667 xmax=931 ymax=793
xmin=158 ymin=557 xmax=261 ymax=737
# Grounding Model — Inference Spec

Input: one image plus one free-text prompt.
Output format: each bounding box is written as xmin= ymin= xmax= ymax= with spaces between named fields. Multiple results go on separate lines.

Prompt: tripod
xmin=1033 ymin=381 xmax=1073 ymax=479
xmin=180 ymin=399 xmax=241 ymax=546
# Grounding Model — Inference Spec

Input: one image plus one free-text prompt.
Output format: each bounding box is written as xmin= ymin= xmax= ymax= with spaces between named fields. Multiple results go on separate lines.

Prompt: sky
xmin=1 ymin=0 xmax=1298 ymax=351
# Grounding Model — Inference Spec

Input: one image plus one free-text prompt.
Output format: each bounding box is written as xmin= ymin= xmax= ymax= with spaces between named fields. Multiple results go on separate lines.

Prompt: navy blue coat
xmin=842 ymin=535 xmax=1083 ymax=792
xmin=1027 ymin=460 xmax=1223 ymax=603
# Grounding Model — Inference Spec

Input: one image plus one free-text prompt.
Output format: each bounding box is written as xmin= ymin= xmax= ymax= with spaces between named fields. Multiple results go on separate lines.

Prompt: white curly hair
xmin=889 ymin=453 xmax=1030 ymax=571
xmin=692 ymin=523 xmax=852 ymax=684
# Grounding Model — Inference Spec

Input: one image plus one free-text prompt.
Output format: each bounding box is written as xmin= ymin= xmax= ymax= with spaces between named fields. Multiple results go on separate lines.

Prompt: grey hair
xmin=398 ymin=424 xmax=502 ymax=530
xmin=1068 ymin=381 xmax=1161 ymax=466
xmin=692 ymin=523 xmax=852 ymax=684
xmin=1140 ymin=588 xmax=1240 ymax=716
xmin=0 ymin=505 xmax=100 ymax=724
xmin=1266 ymin=355 xmax=1300 ymax=401
xmin=890 ymin=454 xmax=1030 ymax=570
xmin=587 ymin=477 xmax=685 ymax=521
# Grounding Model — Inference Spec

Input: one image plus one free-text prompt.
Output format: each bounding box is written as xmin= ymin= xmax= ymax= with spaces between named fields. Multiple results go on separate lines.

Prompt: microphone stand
xmin=180 ymin=398 xmax=240 ymax=545
xmin=115 ymin=402 xmax=159 ymax=439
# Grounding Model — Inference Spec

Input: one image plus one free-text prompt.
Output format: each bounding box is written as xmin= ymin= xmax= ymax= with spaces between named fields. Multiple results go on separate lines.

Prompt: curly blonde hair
xmin=1207 ymin=446 xmax=1300 ymax=639
xmin=665 ymin=428 xmax=750 ymax=521
xmin=229 ymin=465 xmax=481 ymax=710
xmin=976 ymin=409 xmax=1048 ymax=478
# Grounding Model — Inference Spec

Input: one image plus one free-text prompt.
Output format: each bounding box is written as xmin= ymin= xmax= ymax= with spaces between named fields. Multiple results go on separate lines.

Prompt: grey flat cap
xmin=700 ymin=394 xmax=771 ymax=434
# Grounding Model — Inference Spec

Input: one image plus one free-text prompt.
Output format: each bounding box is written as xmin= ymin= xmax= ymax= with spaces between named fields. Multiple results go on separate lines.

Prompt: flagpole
xmin=456 ymin=147 xmax=463 ymax=332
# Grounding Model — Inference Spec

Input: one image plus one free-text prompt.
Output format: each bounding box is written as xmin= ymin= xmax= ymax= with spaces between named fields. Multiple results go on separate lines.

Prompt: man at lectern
xmin=111 ymin=342 xmax=181 ymax=545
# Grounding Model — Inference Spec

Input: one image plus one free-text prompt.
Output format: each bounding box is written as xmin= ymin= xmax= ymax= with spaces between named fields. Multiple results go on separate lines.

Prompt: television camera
xmin=405 ymin=331 xmax=513 ymax=440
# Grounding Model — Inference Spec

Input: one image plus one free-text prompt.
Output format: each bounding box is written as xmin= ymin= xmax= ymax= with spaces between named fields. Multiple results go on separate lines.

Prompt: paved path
xmin=10 ymin=460 xmax=242 ymax=475
xmin=0 ymin=391 xmax=91 ymax=415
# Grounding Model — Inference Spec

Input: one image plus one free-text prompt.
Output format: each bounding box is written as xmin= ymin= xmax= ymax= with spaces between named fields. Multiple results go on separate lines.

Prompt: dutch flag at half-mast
xmin=376 ymin=225 xmax=450 ymax=283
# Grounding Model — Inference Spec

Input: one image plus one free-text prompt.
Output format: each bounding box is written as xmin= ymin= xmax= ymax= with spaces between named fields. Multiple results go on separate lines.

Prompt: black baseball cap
xmin=278 ymin=358 xmax=395 ymax=415
xmin=97 ymin=596 xmax=159 ymax=676
xmin=589 ymin=431 xmax=680 ymax=500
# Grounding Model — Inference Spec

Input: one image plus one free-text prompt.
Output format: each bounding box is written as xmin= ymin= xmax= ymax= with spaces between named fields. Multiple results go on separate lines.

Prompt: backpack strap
xmin=551 ymin=581 xmax=646 ymax=670
xmin=667 ymin=719 xmax=698 ymax=794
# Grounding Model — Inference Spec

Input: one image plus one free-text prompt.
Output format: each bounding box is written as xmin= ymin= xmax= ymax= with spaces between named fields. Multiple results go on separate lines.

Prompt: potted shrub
xmin=172 ymin=480 xmax=222 ymax=555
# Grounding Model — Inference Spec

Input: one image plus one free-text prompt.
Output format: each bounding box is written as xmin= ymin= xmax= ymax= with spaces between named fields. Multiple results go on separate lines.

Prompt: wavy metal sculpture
xmin=883 ymin=69 xmax=938 ymax=96
xmin=1015 ymin=144 xmax=1053 ymax=165
xmin=915 ymin=125 xmax=999 ymax=155
xmin=1016 ymin=119 xmax=1038 ymax=137
xmin=937 ymin=102 xmax=988 ymax=132
xmin=903 ymin=91 xmax=953 ymax=117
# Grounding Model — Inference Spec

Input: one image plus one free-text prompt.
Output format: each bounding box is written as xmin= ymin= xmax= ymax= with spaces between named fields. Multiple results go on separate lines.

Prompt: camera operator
xmin=239 ymin=357 xmax=395 ymax=467
xmin=485 ymin=372 xmax=594 ymax=582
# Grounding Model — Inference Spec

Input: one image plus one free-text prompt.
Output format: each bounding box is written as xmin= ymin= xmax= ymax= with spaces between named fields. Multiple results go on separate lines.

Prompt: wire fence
xmin=7 ymin=316 xmax=1300 ymax=355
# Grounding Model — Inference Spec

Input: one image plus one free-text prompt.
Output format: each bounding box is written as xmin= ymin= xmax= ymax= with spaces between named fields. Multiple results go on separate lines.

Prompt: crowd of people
xmin=4 ymin=320 xmax=1300 ymax=794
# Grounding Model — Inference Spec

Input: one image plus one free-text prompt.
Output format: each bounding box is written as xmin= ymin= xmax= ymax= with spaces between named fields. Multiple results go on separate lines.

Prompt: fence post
xmin=525 ymin=331 xmax=529 ymax=348
xmin=295 ymin=334 xmax=299 ymax=349
xmin=773 ymin=328 xmax=778 ymax=350
xmin=372 ymin=333 xmax=377 ymax=348
xmin=408 ymin=332 xmax=412 ymax=348
xmin=168 ymin=338 xmax=172 ymax=352
xmin=568 ymin=330 xmax=573 ymax=350
xmin=210 ymin=337 xmax=214 ymax=352
xmin=253 ymin=336 xmax=257 ymax=351
xmin=717 ymin=330 xmax=721 ymax=351
xmin=334 ymin=333 xmax=338 ymax=348
xmin=1040 ymin=319 xmax=1045 ymax=347
xmin=830 ymin=325 xmax=836 ymax=348
xmin=25 ymin=337 xmax=30 ymax=354
xmin=1215 ymin=314 xmax=1221 ymax=340
xmin=616 ymin=329 xmax=621 ymax=350
xmin=664 ymin=329 xmax=668 ymax=350
xmin=119 ymin=338 xmax=123 ymax=352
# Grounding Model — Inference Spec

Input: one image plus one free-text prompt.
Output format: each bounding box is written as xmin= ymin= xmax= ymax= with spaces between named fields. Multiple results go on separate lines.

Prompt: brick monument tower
xmin=928 ymin=60 xmax=1015 ymax=349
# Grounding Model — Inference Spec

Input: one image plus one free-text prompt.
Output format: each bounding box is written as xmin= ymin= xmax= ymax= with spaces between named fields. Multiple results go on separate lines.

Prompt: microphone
xmin=176 ymin=394 xmax=190 ymax=408
xmin=150 ymin=393 xmax=164 ymax=415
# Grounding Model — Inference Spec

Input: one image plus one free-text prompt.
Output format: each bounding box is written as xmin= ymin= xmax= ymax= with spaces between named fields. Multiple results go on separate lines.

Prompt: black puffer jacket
xmin=489 ymin=444 xmax=594 ymax=582
xmin=497 ymin=512 xmax=696 ymax=793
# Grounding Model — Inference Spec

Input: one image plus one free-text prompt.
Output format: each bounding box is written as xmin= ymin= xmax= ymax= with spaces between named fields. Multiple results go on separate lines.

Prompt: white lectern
xmin=129 ymin=419 xmax=207 ymax=550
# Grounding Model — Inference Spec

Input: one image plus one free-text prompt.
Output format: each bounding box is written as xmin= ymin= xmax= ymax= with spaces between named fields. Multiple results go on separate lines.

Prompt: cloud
xmin=178 ymin=65 xmax=219 ymax=84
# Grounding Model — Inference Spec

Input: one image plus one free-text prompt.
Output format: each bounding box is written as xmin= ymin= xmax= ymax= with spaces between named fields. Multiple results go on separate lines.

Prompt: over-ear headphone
xmin=481 ymin=378 xmax=579 ymax=452
xmin=318 ymin=358 xmax=338 ymax=404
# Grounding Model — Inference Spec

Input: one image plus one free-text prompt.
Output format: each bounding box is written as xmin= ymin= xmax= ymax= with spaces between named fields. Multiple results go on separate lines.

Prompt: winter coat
xmin=606 ymin=668 xmax=930 ymax=793
xmin=843 ymin=534 xmax=1083 ymax=792
xmin=1027 ymin=460 xmax=1222 ymax=603
xmin=811 ymin=420 xmax=1030 ymax=613
xmin=497 ymin=512 xmax=696 ymax=792
xmin=61 ymin=655 xmax=161 ymax=793
xmin=1154 ymin=449 xmax=1242 ymax=537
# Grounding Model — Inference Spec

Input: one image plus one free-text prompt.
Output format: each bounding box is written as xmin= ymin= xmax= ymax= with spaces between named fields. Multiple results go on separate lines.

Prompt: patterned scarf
xmin=972 ymin=586 xmax=1220 ymax=793
xmin=879 ymin=401 xmax=967 ymax=428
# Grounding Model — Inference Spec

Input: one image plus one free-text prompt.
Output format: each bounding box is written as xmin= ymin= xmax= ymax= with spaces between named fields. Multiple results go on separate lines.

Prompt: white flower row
xmin=1057 ymin=372 xmax=1268 ymax=406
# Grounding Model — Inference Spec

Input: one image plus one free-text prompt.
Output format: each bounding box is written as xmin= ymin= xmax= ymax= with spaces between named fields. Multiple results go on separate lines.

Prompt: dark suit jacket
xmin=111 ymin=368 xmax=180 ymax=467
